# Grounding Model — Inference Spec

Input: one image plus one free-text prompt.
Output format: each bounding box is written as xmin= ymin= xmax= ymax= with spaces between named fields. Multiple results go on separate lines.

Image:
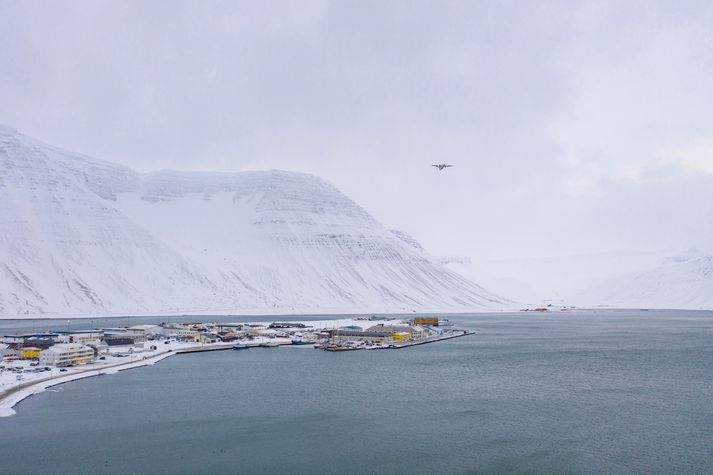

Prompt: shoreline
xmin=2 ymin=307 xmax=711 ymax=323
xmin=1 ymin=330 xmax=474 ymax=417
xmin=0 ymin=309 xmax=507 ymax=321
xmin=1 ymin=316 xmax=474 ymax=418
xmin=0 ymin=349 xmax=177 ymax=418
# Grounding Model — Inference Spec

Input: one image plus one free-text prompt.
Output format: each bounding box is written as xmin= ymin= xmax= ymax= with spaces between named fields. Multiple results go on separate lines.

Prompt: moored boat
xmin=291 ymin=339 xmax=314 ymax=345
xmin=324 ymin=345 xmax=364 ymax=351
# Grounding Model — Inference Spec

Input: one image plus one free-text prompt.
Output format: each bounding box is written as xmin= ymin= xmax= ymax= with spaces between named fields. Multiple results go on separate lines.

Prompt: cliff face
xmin=0 ymin=126 xmax=506 ymax=316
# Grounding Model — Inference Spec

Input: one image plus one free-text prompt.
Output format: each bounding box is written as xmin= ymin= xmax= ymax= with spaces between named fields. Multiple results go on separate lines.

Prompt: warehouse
xmin=366 ymin=324 xmax=427 ymax=339
xmin=333 ymin=330 xmax=393 ymax=344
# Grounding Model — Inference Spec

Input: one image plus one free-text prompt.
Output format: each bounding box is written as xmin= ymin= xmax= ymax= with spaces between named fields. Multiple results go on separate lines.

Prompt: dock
xmin=387 ymin=329 xmax=473 ymax=349
xmin=321 ymin=329 xmax=473 ymax=352
xmin=174 ymin=344 xmax=235 ymax=354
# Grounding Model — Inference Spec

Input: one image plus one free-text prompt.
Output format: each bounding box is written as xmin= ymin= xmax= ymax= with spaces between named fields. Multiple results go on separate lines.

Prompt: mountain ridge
xmin=0 ymin=126 xmax=507 ymax=317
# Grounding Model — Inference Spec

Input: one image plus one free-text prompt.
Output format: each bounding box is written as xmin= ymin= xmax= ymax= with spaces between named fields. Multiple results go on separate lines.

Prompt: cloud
xmin=1 ymin=0 xmax=712 ymax=271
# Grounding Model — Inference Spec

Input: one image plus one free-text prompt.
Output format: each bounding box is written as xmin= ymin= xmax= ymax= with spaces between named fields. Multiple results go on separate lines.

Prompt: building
xmin=1 ymin=333 xmax=58 ymax=345
xmin=21 ymin=346 xmax=41 ymax=360
xmin=39 ymin=344 xmax=95 ymax=367
xmin=56 ymin=331 xmax=104 ymax=346
xmin=0 ymin=343 xmax=13 ymax=362
xmin=333 ymin=330 xmax=393 ymax=344
xmin=413 ymin=317 xmax=439 ymax=326
xmin=392 ymin=332 xmax=412 ymax=342
xmin=21 ymin=338 xmax=56 ymax=350
xmin=159 ymin=327 xmax=200 ymax=339
xmin=103 ymin=335 xmax=137 ymax=346
xmin=366 ymin=324 xmax=426 ymax=338
xmin=197 ymin=333 xmax=219 ymax=344
xmin=269 ymin=322 xmax=307 ymax=329
xmin=215 ymin=323 xmax=244 ymax=333
xmin=127 ymin=325 xmax=161 ymax=336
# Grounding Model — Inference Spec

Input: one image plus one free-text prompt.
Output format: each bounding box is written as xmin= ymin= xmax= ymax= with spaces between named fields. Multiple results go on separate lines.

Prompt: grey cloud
xmin=1 ymin=0 xmax=712 ymax=293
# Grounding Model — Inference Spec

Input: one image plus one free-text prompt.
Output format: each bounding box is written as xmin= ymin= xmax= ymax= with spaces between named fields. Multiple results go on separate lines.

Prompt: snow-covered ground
xmin=0 ymin=345 xmax=178 ymax=417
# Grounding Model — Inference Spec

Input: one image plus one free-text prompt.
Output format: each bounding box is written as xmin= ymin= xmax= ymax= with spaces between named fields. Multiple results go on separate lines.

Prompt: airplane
xmin=432 ymin=164 xmax=454 ymax=171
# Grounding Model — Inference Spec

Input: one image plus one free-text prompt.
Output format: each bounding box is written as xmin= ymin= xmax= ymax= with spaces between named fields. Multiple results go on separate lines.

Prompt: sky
xmin=2 ymin=0 xmax=713 ymax=295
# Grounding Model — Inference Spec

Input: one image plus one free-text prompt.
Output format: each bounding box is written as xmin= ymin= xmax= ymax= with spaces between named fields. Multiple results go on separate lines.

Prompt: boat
xmin=291 ymin=339 xmax=315 ymax=345
xmin=232 ymin=344 xmax=250 ymax=350
xmin=365 ymin=344 xmax=389 ymax=350
xmin=324 ymin=345 xmax=364 ymax=352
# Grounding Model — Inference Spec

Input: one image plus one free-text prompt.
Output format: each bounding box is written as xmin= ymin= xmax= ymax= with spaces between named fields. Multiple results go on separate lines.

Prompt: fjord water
xmin=1 ymin=310 xmax=712 ymax=474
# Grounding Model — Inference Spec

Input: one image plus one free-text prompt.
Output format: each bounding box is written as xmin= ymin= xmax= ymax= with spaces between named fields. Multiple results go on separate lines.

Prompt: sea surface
xmin=1 ymin=309 xmax=712 ymax=474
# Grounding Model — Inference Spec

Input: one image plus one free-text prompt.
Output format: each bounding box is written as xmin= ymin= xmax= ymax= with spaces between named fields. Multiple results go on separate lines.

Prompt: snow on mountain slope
xmin=0 ymin=126 xmax=230 ymax=316
xmin=582 ymin=251 xmax=713 ymax=309
xmin=0 ymin=126 xmax=506 ymax=316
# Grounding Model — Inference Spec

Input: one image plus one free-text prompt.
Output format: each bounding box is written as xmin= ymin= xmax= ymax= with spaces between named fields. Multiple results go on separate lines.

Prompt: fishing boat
xmin=259 ymin=342 xmax=280 ymax=348
xmin=291 ymin=339 xmax=315 ymax=345
xmin=232 ymin=344 xmax=250 ymax=350
xmin=324 ymin=345 xmax=364 ymax=352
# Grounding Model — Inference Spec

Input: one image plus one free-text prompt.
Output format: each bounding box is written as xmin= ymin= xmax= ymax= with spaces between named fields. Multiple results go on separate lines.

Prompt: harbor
xmin=0 ymin=316 xmax=470 ymax=417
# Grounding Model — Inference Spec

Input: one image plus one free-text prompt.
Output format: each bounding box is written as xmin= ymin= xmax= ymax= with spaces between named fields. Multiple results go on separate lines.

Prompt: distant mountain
xmin=443 ymin=250 xmax=707 ymax=309
xmin=0 ymin=125 xmax=507 ymax=317
xmin=589 ymin=251 xmax=713 ymax=309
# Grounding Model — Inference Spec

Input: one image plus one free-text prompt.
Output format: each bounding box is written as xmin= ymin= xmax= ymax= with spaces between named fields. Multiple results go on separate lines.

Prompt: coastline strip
xmin=0 ymin=332 xmax=472 ymax=417
xmin=0 ymin=350 xmax=175 ymax=417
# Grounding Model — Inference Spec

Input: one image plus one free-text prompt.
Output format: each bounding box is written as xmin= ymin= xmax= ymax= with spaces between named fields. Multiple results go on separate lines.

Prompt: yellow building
xmin=22 ymin=346 xmax=41 ymax=360
xmin=393 ymin=332 xmax=412 ymax=342
xmin=414 ymin=317 xmax=439 ymax=326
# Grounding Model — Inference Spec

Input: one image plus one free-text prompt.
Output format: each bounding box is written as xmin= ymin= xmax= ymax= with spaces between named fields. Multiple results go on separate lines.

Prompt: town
xmin=0 ymin=316 xmax=470 ymax=416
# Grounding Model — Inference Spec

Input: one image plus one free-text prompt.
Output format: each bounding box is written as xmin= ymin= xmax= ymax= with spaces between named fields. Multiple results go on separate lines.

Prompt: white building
xmin=127 ymin=325 xmax=161 ymax=336
xmin=160 ymin=327 xmax=200 ymax=339
xmin=39 ymin=344 xmax=95 ymax=367
xmin=56 ymin=331 xmax=104 ymax=346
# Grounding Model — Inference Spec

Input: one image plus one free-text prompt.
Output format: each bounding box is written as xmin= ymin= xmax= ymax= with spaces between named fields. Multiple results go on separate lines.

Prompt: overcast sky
xmin=2 ymin=0 xmax=713 ymax=270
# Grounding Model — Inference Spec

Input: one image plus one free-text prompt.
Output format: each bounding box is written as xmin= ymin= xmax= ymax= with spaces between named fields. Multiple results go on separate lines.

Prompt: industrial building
xmin=366 ymin=324 xmax=427 ymax=339
xmin=332 ymin=330 xmax=393 ymax=343
xmin=413 ymin=317 xmax=439 ymax=326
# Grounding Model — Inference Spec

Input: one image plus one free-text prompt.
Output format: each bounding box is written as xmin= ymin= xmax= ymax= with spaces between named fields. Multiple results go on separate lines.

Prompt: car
xmin=59 ymin=368 xmax=68 ymax=372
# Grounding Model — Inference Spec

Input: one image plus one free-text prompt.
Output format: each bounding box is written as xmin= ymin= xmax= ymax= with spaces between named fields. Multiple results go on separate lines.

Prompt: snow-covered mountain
xmin=584 ymin=251 xmax=713 ymax=309
xmin=0 ymin=126 xmax=506 ymax=317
